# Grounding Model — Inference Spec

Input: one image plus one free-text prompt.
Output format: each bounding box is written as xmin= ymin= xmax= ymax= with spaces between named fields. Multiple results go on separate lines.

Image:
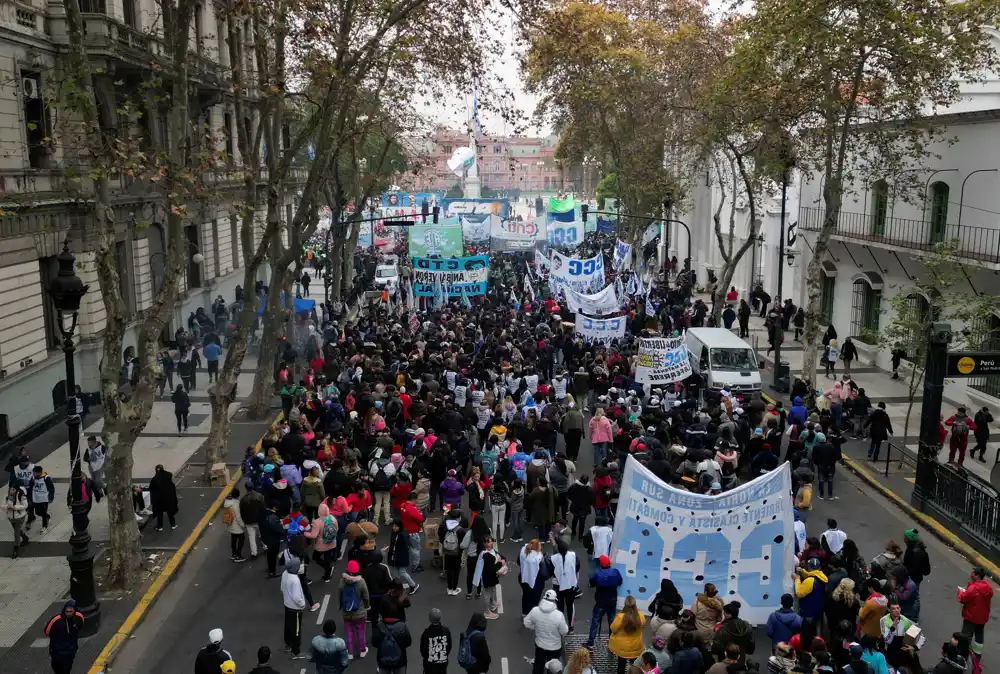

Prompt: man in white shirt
xmin=821 ymin=518 xmax=847 ymax=554
xmin=85 ymin=435 xmax=106 ymax=490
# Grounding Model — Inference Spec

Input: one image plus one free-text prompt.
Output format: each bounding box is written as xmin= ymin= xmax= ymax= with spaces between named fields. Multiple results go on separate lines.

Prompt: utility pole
xmin=913 ymin=322 xmax=951 ymax=507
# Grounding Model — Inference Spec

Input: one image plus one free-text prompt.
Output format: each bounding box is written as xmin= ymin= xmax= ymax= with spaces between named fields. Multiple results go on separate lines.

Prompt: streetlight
xmin=772 ymin=139 xmax=796 ymax=394
xmin=47 ymin=240 xmax=101 ymax=636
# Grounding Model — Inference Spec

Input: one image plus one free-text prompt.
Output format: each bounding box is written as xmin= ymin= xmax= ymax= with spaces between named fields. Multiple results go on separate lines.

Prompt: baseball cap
xmin=209 ymin=628 xmax=224 ymax=644
xmin=599 ymin=555 xmax=611 ymax=568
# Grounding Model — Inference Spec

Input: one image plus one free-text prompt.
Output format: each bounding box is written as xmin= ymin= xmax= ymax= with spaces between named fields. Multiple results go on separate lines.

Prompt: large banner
xmin=636 ymin=336 xmax=693 ymax=384
xmin=610 ymin=458 xmax=795 ymax=625
xmin=411 ymin=256 xmax=490 ymax=297
xmin=381 ymin=191 xmax=443 ymax=208
xmin=550 ymin=250 xmax=605 ymax=294
xmin=408 ymin=219 xmax=463 ymax=258
xmin=642 ymin=222 xmax=661 ymax=246
xmin=490 ymin=218 xmax=544 ymax=251
xmin=441 ymin=198 xmax=510 ymax=220
xmin=564 ymin=284 xmax=620 ymax=315
xmin=547 ymin=220 xmax=585 ymax=248
xmin=461 ymin=215 xmax=494 ymax=244
xmin=574 ymin=314 xmax=626 ymax=343
xmin=613 ymin=240 xmax=632 ymax=271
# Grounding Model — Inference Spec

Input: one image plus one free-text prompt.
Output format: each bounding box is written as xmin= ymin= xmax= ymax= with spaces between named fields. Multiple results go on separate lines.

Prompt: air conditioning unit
xmin=22 ymin=77 xmax=39 ymax=100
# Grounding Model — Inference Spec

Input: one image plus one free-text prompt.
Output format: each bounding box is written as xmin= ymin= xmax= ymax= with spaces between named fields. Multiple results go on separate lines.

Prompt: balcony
xmin=798 ymin=206 xmax=1000 ymax=267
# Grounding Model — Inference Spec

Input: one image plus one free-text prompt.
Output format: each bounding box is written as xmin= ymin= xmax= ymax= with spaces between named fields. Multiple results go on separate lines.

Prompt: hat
xmin=646 ymin=426 xmax=657 ymax=433
xmin=414 ymin=428 xmax=426 ymax=437
xmin=543 ymin=589 xmax=557 ymax=602
xmin=754 ymin=427 xmax=764 ymax=435
xmin=806 ymin=557 xmax=821 ymax=569
xmin=711 ymin=482 xmax=722 ymax=490
xmin=274 ymin=479 xmax=288 ymax=490
xmin=649 ymin=397 xmax=661 ymax=406
xmin=848 ymin=643 xmax=863 ymax=659
xmin=653 ymin=636 xmax=667 ymax=650
xmin=221 ymin=660 xmax=236 ymax=674
xmin=599 ymin=555 xmax=611 ymax=568
xmin=303 ymin=460 xmax=319 ymax=471
xmin=346 ymin=560 xmax=361 ymax=574
xmin=209 ymin=628 xmax=224 ymax=644
xmin=448 ymin=469 xmax=457 ymax=477
xmin=545 ymin=659 xmax=563 ymax=673
xmin=428 ymin=608 xmax=442 ymax=624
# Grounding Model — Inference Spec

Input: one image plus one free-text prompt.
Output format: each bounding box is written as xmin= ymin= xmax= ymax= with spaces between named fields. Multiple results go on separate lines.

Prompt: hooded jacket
xmin=461 ymin=614 xmax=491 ymax=674
xmin=309 ymin=632 xmax=349 ymax=674
xmin=438 ymin=477 xmax=465 ymax=506
xmin=693 ymin=593 xmax=724 ymax=637
xmin=373 ymin=618 xmax=412 ymax=668
xmin=420 ymin=621 xmax=452 ymax=673
xmin=281 ymin=559 xmax=307 ymax=610
xmin=713 ymin=616 xmax=754 ymax=659
xmin=609 ymin=611 xmax=646 ymax=659
xmin=45 ymin=603 xmax=84 ymax=659
xmin=239 ymin=489 xmax=265 ymax=525
xmin=523 ymin=594 xmax=569 ymax=650
xmin=858 ymin=592 xmax=889 ymax=637
xmin=902 ymin=537 xmax=931 ymax=584
xmin=222 ymin=497 xmax=246 ymax=534
xmin=958 ymin=578 xmax=994 ymax=624
xmin=794 ymin=568 xmax=828 ymax=619
xmin=765 ymin=608 xmax=802 ymax=649
xmin=194 ymin=642 xmax=233 ymax=674
xmin=304 ymin=503 xmax=338 ymax=552
xmin=339 ymin=572 xmax=370 ymax=620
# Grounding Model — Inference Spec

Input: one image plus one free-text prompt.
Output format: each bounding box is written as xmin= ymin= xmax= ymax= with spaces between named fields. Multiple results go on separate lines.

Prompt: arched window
xmin=850 ymin=273 xmax=883 ymax=342
xmin=902 ymin=292 xmax=932 ymax=354
xmin=870 ymin=179 xmax=889 ymax=236
xmin=969 ymin=313 xmax=1000 ymax=399
xmin=929 ymin=181 xmax=950 ymax=244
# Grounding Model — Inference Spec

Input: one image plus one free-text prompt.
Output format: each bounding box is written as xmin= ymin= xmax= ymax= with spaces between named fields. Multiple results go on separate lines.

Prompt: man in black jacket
xmin=420 ymin=608 xmax=452 ymax=674
xmin=194 ymin=628 xmax=232 ymax=674
xmin=247 ymin=645 xmax=280 ymax=674
xmin=460 ymin=612 xmax=491 ymax=674
xmin=239 ymin=486 xmax=265 ymax=558
xmin=972 ymin=406 xmax=993 ymax=462
xmin=259 ymin=505 xmax=284 ymax=578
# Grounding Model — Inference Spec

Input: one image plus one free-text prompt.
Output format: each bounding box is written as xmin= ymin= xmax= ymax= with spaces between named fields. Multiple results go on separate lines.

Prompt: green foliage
xmin=595 ymin=172 xmax=618 ymax=210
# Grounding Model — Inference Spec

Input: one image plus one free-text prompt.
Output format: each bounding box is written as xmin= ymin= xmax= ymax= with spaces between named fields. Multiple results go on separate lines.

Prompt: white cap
xmin=209 ymin=628 xmax=224 ymax=644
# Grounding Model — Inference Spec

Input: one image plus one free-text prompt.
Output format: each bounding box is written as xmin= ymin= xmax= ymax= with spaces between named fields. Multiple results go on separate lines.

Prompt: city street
xmin=109 ymin=434 xmax=1000 ymax=673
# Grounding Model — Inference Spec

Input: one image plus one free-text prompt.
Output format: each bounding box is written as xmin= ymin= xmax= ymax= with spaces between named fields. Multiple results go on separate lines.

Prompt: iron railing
xmin=798 ymin=207 xmax=1000 ymax=265
xmin=922 ymin=460 xmax=1000 ymax=551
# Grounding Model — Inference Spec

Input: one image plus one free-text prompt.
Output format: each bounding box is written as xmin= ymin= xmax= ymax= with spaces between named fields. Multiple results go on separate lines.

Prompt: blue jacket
xmin=765 ymin=608 xmax=803 ymax=648
xmin=310 ymin=634 xmax=349 ymax=673
xmin=672 ymin=646 xmax=704 ymax=674
xmin=794 ymin=569 xmax=828 ymax=620
xmin=894 ymin=578 xmax=921 ymax=621
xmin=590 ymin=567 xmax=623 ymax=605
xmin=789 ymin=401 xmax=808 ymax=426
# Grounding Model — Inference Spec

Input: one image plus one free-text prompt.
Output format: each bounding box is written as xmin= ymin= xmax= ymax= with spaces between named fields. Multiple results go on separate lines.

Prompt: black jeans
xmin=283 ymin=607 xmax=302 ymax=654
xmin=962 ymin=619 xmax=985 ymax=644
xmin=556 ymin=587 xmax=577 ymax=627
xmin=617 ymin=657 xmax=633 ymax=674
xmin=533 ymin=646 xmax=562 ymax=674
xmin=266 ymin=545 xmax=280 ymax=575
xmin=444 ymin=554 xmax=461 ymax=590
xmin=313 ymin=548 xmax=333 ymax=579
xmin=230 ymin=533 xmax=245 ymax=558
xmin=175 ymin=411 xmax=189 ymax=432
xmin=27 ymin=502 xmax=50 ymax=527
xmin=571 ymin=513 xmax=587 ymax=539
xmin=155 ymin=510 xmax=176 ymax=529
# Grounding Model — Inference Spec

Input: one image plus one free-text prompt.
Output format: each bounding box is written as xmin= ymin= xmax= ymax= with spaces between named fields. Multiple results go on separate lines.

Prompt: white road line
xmin=300 ymin=669 xmax=306 ymax=674
xmin=316 ymin=593 xmax=330 ymax=625
xmin=502 ymin=657 xmax=509 ymax=674
xmin=496 ymin=583 xmax=504 ymax=615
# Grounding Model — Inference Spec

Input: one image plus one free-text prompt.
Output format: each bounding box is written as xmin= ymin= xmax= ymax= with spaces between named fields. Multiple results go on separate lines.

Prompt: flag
xmin=615 ymin=276 xmax=625 ymax=303
xmin=461 ymin=286 xmax=472 ymax=309
xmin=635 ymin=273 xmax=646 ymax=297
xmin=510 ymin=288 xmax=520 ymax=311
xmin=626 ymin=274 xmax=637 ymax=297
xmin=524 ymin=273 xmax=536 ymax=303
xmin=549 ymin=195 xmax=575 ymax=214
xmin=433 ymin=271 xmax=446 ymax=309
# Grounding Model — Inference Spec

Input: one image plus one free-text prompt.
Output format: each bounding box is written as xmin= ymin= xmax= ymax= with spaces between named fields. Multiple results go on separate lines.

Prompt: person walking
xmin=524 ymin=589 xmax=569 ymax=674
xmin=586 ymin=554 xmax=623 ymax=649
xmin=84 ymin=435 xmax=107 ymax=491
xmin=239 ymin=485 xmax=265 ymax=559
xmin=551 ymin=538 xmax=579 ymax=631
xmin=26 ymin=464 xmax=54 ymax=534
xmin=172 ymin=384 xmax=190 ymax=434
xmin=341 ymin=559 xmax=371 ymax=660
xmin=282 ymin=556 xmax=308 ymax=659
xmin=561 ymin=403 xmax=586 ymax=462
xmin=589 ymin=409 xmax=613 ymax=464
xmin=5 ymin=484 xmax=29 ymax=557
xmin=420 ymin=608 xmax=452 ymax=673
xmin=387 ymin=519 xmax=419 ymax=593
xmin=304 ymin=502 xmax=339 ymax=582
xmin=972 ymin=406 xmax=993 ymax=462
xmin=372 ymin=612 xmax=412 ymax=674
xmin=260 ymin=504 xmax=284 ymax=578
xmin=841 ymin=337 xmax=858 ymax=374
xmin=902 ymin=529 xmax=931 ymax=586
xmin=222 ymin=487 xmax=248 ymax=562
xmin=864 ymin=402 xmax=893 ymax=462
xmin=149 ymin=464 xmax=178 ymax=531
xmin=439 ymin=510 xmax=467 ymax=595
xmin=195 ymin=629 xmax=233 ymax=674
xmin=204 ymin=337 xmax=222 ymax=384
xmin=45 ymin=600 xmax=84 ymax=674
xmin=609 ymin=594 xmax=646 ymax=674
xmin=738 ymin=299 xmax=752 ymax=338
xmin=309 ymin=618 xmax=349 ymax=673
xmin=457 ymin=613 xmax=491 ymax=674
xmin=945 ymin=406 xmax=976 ymax=465
xmin=958 ymin=566 xmax=993 ymax=647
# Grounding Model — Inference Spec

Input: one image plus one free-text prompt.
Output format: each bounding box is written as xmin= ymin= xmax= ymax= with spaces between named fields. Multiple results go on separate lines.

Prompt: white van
xmin=685 ymin=328 xmax=761 ymax=397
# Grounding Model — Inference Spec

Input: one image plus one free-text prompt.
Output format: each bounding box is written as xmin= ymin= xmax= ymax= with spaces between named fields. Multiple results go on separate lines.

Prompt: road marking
xmin=317 ymin=593 xmax=330 ymax=625
xmin=496 ymin=583 xmax=504 ymax=615
xmin=502 ymin=657 xmax=509 ymax=674
xmin=300 ymin=669 xmax=306 ymax=674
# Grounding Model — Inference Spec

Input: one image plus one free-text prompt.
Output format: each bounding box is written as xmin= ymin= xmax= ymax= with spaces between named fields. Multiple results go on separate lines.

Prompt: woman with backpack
xmin=438 ymin=511 xmax=467 ymax=595
xmin=340 ymin=559 xmax=370 ymax=659
xmin=303 ymin=502 xmax=338 ymax=581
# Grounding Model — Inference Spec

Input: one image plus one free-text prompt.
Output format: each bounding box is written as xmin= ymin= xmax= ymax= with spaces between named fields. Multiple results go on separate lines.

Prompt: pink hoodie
xmin=324 ymin=495 xmax=350 ymax=517
xmin=590 ymin=415 xmax=613 ymax=444
xmin=305 ymin=502 xmax=338 ymax=552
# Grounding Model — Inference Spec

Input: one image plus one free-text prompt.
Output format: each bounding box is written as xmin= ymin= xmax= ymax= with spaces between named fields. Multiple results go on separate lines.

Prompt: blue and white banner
xmin=491 ymin=217 xmax=544 ymax=252
xmin=642 ymin=222 xmax=660 ymax=246
xmin=441 ymin=198 xmax=510 ymax=220
xmin=564 ymin=283 xmax=621 ymax=315
xmin=550 ymin=250 xmax=605 ymax=295
xmin=461 ymin=215 xmax=493 ymax=244
xmin=547 ymin=220 xmax=584 ymax=248
xmin=636 ymin=336 xmax=693 ymax=384
xmin=610 ymin=458 xmax=795 ymax=625
xmin=381 ymin=191 xmax=443 ymax=208
xmin=574 ymin=314 xmax=626 ymax=343
xmin=357 ymin=224 xmax=373 ymax=248
xmin=613 ymin=240 xmax=632 ymax=271
xmin=411 ymin=256 xmax=490 ymax=297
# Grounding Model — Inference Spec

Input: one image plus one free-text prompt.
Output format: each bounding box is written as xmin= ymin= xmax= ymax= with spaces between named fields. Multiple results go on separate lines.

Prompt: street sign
xmin=945 ymin=352 xmax=1000 ymax=377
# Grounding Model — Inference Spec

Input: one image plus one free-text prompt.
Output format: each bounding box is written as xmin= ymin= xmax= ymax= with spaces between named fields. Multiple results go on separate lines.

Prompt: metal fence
xmin=921 ymin=460 xmax=1000 ymax=553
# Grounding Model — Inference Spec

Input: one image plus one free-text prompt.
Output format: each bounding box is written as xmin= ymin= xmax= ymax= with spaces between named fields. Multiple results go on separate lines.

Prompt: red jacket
xmin=593 ymin=474 xmax=614 ymax=509
xmin=390 ymin=482 xmax=412 ymax=510
xmin=958 ymin=579 xmax=994 ymax=624
xmin=399 ymin=501 xmax=425 ymax=534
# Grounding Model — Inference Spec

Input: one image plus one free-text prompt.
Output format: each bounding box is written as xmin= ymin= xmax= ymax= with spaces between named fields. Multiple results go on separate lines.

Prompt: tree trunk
xmin=246 ymin=265 xmax=289 ymax=419
xmin=711 ymin=261 xmax=740 ymax=326
xmin=341 ymin=224 xmax=360 ymax=293
xmin=801 ymin=190 xmax=843 ymax=387
xmin=103 ymin=422 xmax=143 ymax=588
xmin=328 ymin=225 xmax=347 ymax=301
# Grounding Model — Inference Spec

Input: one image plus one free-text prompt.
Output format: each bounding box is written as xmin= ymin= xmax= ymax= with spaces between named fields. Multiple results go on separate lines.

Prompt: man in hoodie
xmin=459 ymin=613 xmax=492 ymax=674
xmin=45 ymin=600 xmax=84 ymax=674
xmin=438 ymin=510 xmax=467 ymax=595
xmin=281 ymin=557 xmax=308 ymax=659
xmin=586 ymin=555 xmax=623 ymax=649
xmin=240 ymin=485 xmax=265 ymax=558
xmin=309 ymin=618 xmax=349 ymax=673
xmin=788 ymin=397 xmax=808 ymax=427
xmin=524 ymin=588 xmax=569 ymax=674
xmin=812 ymin=432 xmax=840 ymax=501
xmin=794 ymin=557 xmax=828 ymax=624
xmin=194 ymin=628 xmax=232 ymax=674
xmin=712 ymin=601 xmax=754 ymax=662
xmin=439 ymin=469 xmax=465 ymax=511
xmin=420 ymin=607 xmax=452 ymax=674
xmin=902 ymin=529 xmax=931 ymax=586
xmin=26 ymin=464 xmax=55 ymax=534
xmin=765 ymin=593 xmax=803 ymax=652
xmin=957 ymin=565 xmax=993 ymax=646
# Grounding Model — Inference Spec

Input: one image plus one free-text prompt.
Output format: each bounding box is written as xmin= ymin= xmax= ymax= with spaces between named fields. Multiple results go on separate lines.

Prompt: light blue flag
xmin=461 ymin=286 xmax=472 ymax=309
xmin=433 ymin=271 xmax=446 ymax=309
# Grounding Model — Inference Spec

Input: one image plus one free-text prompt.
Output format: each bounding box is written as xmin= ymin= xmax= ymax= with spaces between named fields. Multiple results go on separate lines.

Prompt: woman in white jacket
xmin=550 ymin=538 xmax=579 ymax=631
xmin=523 ymin=589 xmax=569 ymax=674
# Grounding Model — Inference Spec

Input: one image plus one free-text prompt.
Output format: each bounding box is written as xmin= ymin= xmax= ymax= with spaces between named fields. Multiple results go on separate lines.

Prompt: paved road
xmin=109 ymin=436 xmax=1000 ymax=674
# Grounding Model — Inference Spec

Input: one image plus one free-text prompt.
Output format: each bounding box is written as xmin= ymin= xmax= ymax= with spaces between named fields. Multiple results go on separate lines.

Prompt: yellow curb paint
xmin=87 ymin=412 xmax=283 ymax=673
xmin=760 ymin=389 xmax=1000 ymax=580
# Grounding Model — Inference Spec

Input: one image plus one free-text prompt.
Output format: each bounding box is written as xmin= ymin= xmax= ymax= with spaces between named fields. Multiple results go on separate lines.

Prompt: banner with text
xmin=441 ymin=198 xmax=510 ymax=221
xmin=461 ymin=215 xmax=494 ymax=244
xmin=610 ymin=458 xmax=794 ymax=624
xmin=574 ymin=314 xmax=627 ymax=343
xmin=550 ymin=250 xmax=605 ymax=295
xmin=613 ymin=240 xmax=632 ymax=271
xmin=408 ymin=220 xmax=463 ymax=258
xmin=381 ymin=191 xmax=443 ymax=208
xmin=411 ymin=256 xmax=490 ymax=297
xmin=547 ymin=220 xmax=585 ymax=248
xmin=636 ymin=336 xmax=693 ymax=384
xmin=490 ymin=218 xmax=544 ymax=252
xmin=564 ymin=284 xmax=621 ymax=315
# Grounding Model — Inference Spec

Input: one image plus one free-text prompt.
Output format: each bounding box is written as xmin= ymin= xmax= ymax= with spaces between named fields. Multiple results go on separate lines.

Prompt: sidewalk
xmin=0 ymin=356 xmax=273 ymax=674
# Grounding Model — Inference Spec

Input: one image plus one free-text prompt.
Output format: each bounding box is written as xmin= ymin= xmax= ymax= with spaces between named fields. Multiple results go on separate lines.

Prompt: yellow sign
xmin=956 ymin=356 xmax=976 ymax=375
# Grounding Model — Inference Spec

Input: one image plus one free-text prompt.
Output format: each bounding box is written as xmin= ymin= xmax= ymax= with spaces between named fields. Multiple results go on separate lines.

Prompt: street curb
xmin=87 ymin=411 xmax=284 ymax=674
xmin=760 ymin=391 xmax=1000 ymax=582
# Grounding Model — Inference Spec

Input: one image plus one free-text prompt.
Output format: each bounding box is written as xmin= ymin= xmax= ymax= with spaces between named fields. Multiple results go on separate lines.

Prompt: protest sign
xmin=574 ymin=314 xmax=626 ymax=343
xmin=441 ymin=198 xmax=510 ymax=220
xmin=490 ymin=217 xmax=544 ymax=251
xmin=408 ymin=219 xmax=463 ymax=257
xmin=609 ymin=458 xmax=795 ymax=625
xmin=563 ymin=284 xmax=621 ymax=315
xmin=550 ymin=250 xmax=605 ymax=294
xmin=613 ymin=239 xmax=632 ymax=270
xmin=547 ymin=220 xmax=585 ymax=247
xmin=411 ymin=256 xmax=490 ymax=297
xmin=635 ymin=336 xmax=692 ymax=384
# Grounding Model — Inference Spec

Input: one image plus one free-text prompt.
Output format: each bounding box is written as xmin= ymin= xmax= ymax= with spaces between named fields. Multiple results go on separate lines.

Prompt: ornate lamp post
xmin=47 ymin=241 xmax=101 ymax=636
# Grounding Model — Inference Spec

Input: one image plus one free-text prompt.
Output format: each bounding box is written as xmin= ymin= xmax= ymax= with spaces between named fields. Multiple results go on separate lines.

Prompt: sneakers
xmin=40 ymin=527 xmax=48 ymax=535
xmin=408 ymin=583 xmax=420 ymax=595
xmin=466 ymin=592 xmax=472 ymax=600
xmin=447 ymin=588 xmax=461 ymax=596
xmin=310 ymin=603 xmax=321 ymax=612
xmin=359 ymin=649 xmax=369 ymax=658
xmin=232 ymin=557 xmax=248 ymax=563
xmin=817 ymin=496 xmax=825 ymax=500
xmin=290 ymin=654 xmax=306 ymax=660
xmin=829 ymin=496 xmax=840 ymax=501
xmin=171 ymin=524 xmax=178 ymax=530
xmin=154 ymin=527 xmax=164 ymax=532
xmin=484 ymin=611 xmax=499 ymax=620
xmin=348 ymin=654 xmax=354 ymax=661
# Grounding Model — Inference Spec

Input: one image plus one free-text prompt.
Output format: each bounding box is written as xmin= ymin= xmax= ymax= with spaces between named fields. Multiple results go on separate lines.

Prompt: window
xmin=123 ymin=0 xmax=138 ymax=28
xmin=185 ymin=225 xmax=202 ymax=289
xmin=79 ymin=0 xmax=106 ymax=11
xmin=148 ymin=224 xmax=166 ymax=294
xmin=901 ymin=293 xmax=932 ymax=356
xmin=281 ymin=123 xmax=291 ymax=151
xmin=38 ymin=256 xmax=61 ymax=351
xmin=223 ymin=112 xmax=234 ymax=160
xmin=115 ymin=240 xmax=135 ymax=315
xmin=929 ymin=181 xmax=949 ymax=245
xmin=212 ymin=219 xmax=221 ymax=274
xmin=286 ymin=204 xmax=293 ymax=228
xmin=443 ymin=144 xmax=452 ymax=154
xmin=194 ymin=5 xmax=204 ymax=54
xmin=820 ymin=274 xmax=835 ymax=325
xmin=21 ymin=71 xmax=49 ymax=169
xmin=217 ymin=18 xmax=227 ymax=64
xmin=870 ymin=179 xmax=889 ymax=236
xmin=231 ymin=215 xmax=240 ymax=268
xmin=850 ymin=279 xmax=881 ymax=341
xmin=969 ymin=314 xmax=1000 ymax=400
